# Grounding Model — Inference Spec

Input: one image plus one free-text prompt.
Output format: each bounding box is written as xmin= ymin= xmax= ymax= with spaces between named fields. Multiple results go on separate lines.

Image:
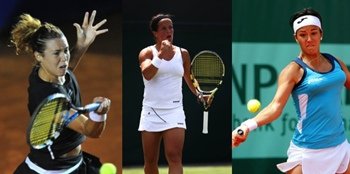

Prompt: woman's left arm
xmin=67 ymin=97 xmax=111 ymax=138
xmin=336 ymin=58 xmax=350 ymax=89
xmin=69 ymin=10 xmax=108 ymax=71
xmin=182 ymin=48 xmax=198 ymax=96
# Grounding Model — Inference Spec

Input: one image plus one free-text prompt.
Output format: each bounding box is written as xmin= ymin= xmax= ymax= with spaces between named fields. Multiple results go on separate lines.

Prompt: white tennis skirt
xmin=276 ymin=140 xmax=350 ymax=174
xmin=138 ymin=105 xmax=186 ymax=132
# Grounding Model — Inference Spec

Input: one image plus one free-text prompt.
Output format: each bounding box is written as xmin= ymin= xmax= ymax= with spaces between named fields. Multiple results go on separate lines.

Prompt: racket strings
xmin=30 ymin=99 xmax=67 ymax=147
xmin=192 ymin=55 xmax=224 ymax=91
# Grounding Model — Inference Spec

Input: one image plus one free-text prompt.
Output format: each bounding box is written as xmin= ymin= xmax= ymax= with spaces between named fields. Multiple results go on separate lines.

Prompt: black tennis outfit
xmin=14 ymin=65 xmax=101 ymax=174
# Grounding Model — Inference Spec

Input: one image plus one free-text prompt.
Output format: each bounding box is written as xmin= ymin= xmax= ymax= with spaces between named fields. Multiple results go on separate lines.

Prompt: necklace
xmin=301 ymin=54 xmax=323 ymax=66
xmin=301 ymin=54 xmax=332 ymax=72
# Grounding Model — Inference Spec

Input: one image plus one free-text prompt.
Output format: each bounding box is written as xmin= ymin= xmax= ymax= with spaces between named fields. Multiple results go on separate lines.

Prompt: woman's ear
xmin=294 ymin=34 xmax=299 ymax=43
xmin=34 ymin=52 xmax=43 ymax=62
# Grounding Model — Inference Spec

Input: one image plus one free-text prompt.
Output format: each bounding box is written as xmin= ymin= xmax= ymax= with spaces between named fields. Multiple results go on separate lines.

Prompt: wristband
xmin=241 ymin=119 xmax=258 ymax=131
xmin=89 ymin=111 xmax=107 ymax=122
xmin=151 ymin=56 xmax=162 ymax=68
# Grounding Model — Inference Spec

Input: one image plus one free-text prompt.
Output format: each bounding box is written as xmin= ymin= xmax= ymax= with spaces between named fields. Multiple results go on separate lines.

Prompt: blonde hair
xmin=10 ymin=13 xmax=63 ymax=55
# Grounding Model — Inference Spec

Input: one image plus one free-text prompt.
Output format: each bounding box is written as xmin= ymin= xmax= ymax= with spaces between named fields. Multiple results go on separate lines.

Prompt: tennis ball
xmin=247 ymin=99 xmax=261 ymax=113
xmin=100 ymin=163 xmax=117 ymax=174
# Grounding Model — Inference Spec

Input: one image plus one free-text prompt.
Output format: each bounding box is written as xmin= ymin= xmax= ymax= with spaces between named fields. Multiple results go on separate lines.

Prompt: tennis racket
xmin=190 ymin=50 xmax=225 ymax=134
xmin=27 ymin=93 xmax=100 ymax=152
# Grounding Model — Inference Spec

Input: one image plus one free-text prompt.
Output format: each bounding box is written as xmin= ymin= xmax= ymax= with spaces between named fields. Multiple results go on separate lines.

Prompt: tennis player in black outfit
xmin=11 ymin=11 xmax=111 ymax=173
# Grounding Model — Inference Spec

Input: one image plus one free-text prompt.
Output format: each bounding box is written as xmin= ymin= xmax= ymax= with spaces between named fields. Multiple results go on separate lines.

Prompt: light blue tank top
xmin=291 ymin=53 xmax=346 ymax=149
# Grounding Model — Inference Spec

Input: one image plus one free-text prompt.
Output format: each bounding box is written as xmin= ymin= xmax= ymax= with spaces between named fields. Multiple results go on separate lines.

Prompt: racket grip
xmin=232 ymin=129 xmax=244 ymax=148
xmin=84 ymin=102 xmax=101 ymax=112
xmin=237 ymin=129 xmax=244 ymax=135
xmin=202 ymin=111 xmax=208 ymax=134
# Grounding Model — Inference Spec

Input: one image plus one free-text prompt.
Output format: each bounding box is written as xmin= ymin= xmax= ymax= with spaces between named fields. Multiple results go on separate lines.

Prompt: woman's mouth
xmin=59 ymin=64 xmax=67 ymax=69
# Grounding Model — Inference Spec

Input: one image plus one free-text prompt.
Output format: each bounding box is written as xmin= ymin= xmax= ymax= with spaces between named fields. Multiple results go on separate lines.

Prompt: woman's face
xmin=37 ymin=36 xmax=70 ymax=81
xmin=154 ymin=18 xmax=174 ymax=43
xmin=295 ymin=25 xmax=323 ymax=55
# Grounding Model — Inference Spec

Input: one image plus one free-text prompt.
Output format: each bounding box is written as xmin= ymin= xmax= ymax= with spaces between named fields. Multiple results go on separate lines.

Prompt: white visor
xmin=293 ymin=15 xmax=322 ymax=34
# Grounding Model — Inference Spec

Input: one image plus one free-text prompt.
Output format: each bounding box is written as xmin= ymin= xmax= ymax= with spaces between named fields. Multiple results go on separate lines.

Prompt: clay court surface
xmin=0 ymin=50 xmax=122 ymax=174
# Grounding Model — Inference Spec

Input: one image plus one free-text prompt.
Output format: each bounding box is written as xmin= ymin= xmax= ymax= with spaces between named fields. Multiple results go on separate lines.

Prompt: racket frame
xmin=27 ymin=93 xmax=100 ymax=149
xmin=190 ymin=50 xmax=225 ymax=134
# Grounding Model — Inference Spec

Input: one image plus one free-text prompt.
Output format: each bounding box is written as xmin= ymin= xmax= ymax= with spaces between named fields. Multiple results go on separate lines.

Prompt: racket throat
xmin=48 ymin=145 xmax=55 ymax=160
xmin=203 ymin=103 xmax=210 ymax=110
xmin=202 ymin=97 xmax=212 ymax=110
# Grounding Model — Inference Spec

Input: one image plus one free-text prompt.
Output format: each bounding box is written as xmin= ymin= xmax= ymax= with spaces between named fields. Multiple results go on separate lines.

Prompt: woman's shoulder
xmin=139 ymin=46 xmax=154 ymax=57
xmin=174 ymin=45 xmax=188 ymax=52
xmin=138 ymin=46 xmax=155 ymax=65
xmin=141 ymin=45 xmax=155 ymax=52
xmin=174 ymin=46 xmax=189 ymax=57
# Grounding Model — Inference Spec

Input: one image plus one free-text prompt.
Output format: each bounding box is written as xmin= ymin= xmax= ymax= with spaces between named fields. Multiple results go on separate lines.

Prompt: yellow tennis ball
xmin=100 ymin=163 xmax=117 ymax=174
xmin=247 ymin=99 xmax=261 ymax=113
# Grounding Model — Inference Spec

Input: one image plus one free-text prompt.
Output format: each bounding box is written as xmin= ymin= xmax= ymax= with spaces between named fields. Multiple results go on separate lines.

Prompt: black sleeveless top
xmin=27 ymin=65 xmax=85 ymax=169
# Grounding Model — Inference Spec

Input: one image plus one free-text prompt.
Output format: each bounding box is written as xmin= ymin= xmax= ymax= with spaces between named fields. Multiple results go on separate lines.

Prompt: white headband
xmin=293 ymin=15 xmax=322 ymax=33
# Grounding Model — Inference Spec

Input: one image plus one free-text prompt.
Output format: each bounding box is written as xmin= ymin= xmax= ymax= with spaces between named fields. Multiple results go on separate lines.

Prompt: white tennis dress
xmin=277 ymin=140 xmax=350 ymax=174
xmin=138 ymin=45 xmax=186 ymax=132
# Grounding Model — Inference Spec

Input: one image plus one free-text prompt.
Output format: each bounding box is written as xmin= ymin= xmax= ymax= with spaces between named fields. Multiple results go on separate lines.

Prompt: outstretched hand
xmin=73 ymin=10 xmax=108 ymax=48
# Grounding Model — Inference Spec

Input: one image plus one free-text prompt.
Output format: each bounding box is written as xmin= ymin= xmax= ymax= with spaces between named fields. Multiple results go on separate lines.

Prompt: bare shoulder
xmin=285 ymin=61 xmax=302 ymax=70
xmin=139 ymin=46 xmax=153 ymax=58
xmin=280 ymin=61 xmax=303 ymax=83
xmin=335 ymin=56 xmax=350 ymax=72
xmin=139 ymin=46 xmax=153 ymax=63
xmin=178 ymin=46 xmax=190 ymax=61
xmin=179 ymin=47 xmax=189 ymax=55
xmin=335 ymin=57 xmax=346 ymax=66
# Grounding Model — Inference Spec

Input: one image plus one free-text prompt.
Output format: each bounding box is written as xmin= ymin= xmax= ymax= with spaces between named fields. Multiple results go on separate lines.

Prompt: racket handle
xmin=202 ymin=111 xmax=208 ymax=134
xmin=237 ymin=129 xmax=244 ymax=135
xmin=232 ymin=129 xmax=244 ymax=148
xmin=84 ymin=102 xmax=101 ymax=112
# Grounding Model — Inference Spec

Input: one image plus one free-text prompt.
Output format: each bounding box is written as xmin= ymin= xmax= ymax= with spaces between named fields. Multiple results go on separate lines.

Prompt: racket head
xmin=27 ymin=93 xmax=71 ymax=149
xmin=190 ymin=50 xmax=225 ymax=93
xmin=191 ymin=50 xmax=225 ymax=109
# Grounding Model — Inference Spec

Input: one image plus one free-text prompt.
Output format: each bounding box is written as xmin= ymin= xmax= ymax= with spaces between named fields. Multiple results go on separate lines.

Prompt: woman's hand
xmin=93 ymin=97 xmax=111 ymax=115
xmin=73 ymin=10 xmax=108 ymax=48
xmin=158 ymin=40 xmax=174 ymax=61
xmin=232 ymin=126 xmax=249 ymax=147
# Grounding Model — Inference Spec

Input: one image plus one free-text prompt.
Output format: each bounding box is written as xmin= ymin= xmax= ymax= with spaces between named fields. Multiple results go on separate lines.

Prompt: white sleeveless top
xmin=142 ymin=45 xmax=184 ymax=109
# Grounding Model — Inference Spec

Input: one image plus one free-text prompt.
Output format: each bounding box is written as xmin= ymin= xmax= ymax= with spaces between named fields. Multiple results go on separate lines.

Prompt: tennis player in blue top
xmin=232 ymin=8 xmax=350 ymax=174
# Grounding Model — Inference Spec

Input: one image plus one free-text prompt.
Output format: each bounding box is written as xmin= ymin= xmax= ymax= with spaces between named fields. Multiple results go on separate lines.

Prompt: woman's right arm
xmin=233 ymin=62 xmax=302 ymax=146
xmin=253 ymin=63 xmax=301 ymax=126
xmin=139 ymin=47 xmax=159 ymax=80
xmin=67 ymin=97 xmax=111 ymax=138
